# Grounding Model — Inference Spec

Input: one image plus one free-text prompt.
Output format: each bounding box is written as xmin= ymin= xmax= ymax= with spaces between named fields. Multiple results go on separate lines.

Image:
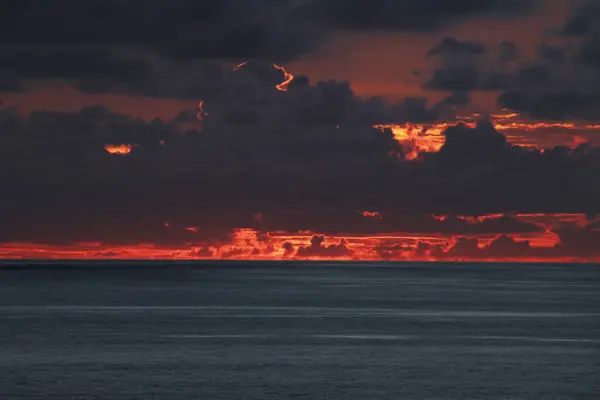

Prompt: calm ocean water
xmin=1 ymin=262 xmax=599 ymax=399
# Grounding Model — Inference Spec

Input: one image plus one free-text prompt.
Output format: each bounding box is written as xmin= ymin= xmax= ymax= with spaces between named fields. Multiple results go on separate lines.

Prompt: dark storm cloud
xmin=558 ymin=3 xmax=600 ymax=68
xmin=0 ymin=0 xmax=318 ymax=62
xmin=296 ymin=235 xmax=353 ymax=258
xmin=421 ymin=38 xmax=537 ymax=92
xmin=1 ymin=59 xmax=600 ymax=249
xmin=555 ymin=223 xmax=600 ymax=257
xmin=422 ymin=37 xmax=486 ymax=92
xmin=560 ymin=2 xmax=600 ymax=37
xmin=0 ymin=0 xmax=536 ymax=56
xmin=0 ymin=48 xmax=144 ymax=80
xmin=432 ymin=92 xmax=472 ymax=119
xmin=303 ymin=0 xmax=537 ymax=32
xmin=431 ymin=235 xmax=536 ymax=260
xmin=576 ymin=38 xmax=600 ymax=68
xmin=436 ymin=120 xmax=510 ymax=164
xmin=1 ymin=2 xmax=598 ymax=259
xmin=0 ymin=0 xmax=539 ymax=99
xmin=416 ymin=7 xmax=600 ymax=122
xmin=427 ymin=37 xmax=487 ymax=57
xmin=482 ymin=2 xmax=600 ymax=120
xmin=410 ymin=121 xmax=600 ymax=215
xmin=430 ymin=218 xmax=600 ymax=260
xmin=497 ymin=90 xmax=600 ymax=120
xmin=498 ymin=41 xmax=520 ymax=63
xmin=424 ymin=67 xmax=480 ymax=92
xmin=0 ymin=63 xmax=423 ymax=244
xmin=538 ymin=44 xmax=566 ymax=63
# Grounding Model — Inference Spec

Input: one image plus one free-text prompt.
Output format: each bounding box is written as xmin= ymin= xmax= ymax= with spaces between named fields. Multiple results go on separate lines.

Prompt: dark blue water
xmin=1 ymin=262 xmax=599 ymax=399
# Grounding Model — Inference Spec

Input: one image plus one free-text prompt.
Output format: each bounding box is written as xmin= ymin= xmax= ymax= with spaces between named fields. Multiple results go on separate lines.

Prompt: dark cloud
xmin=497 ymin=90 xmax=600 ymax=120
xmin=429 ymin=220 xmax=600 ymax=260
xmin=0 ymin=0 xmax=319 ymax=62
xmin=296 ymin=235 xmax=353 ymax=258
xmin=1 ymin=63 xmax=599 ymax=250
xmin=423 ymin=37 xmax=488 ymax=91
xmin=0 ymin=48 xmax=145 ymax=80
xmin=417 ymin=8 xmax=600 ymax=123
xmin=2 ymin=0 xmax=535 ymax=47
xmin=554 ymin=3 xmax=600 ymax=68
xmin=412 ymin=121 xmax=600 ymax=215
xmin=427 ymin=37 xmax=487 ymax=57
xmin=1 ymin=0 xmax=599 ymax=260
xmin=577 ymin=38 xmax=600 ymax=68
xmin=498 ymin=41 xmax=520 ymax=63
xmin=0 ymin=0 xmax=537 ymax=55
xmin=0 ymin=0 xmax=539 ymax=99
xmin=436 ymin=120 xmax=511 ymax=165
xmin=436 ymin=92 xmax=472 ymax=107
xmin=560 ymin=2 xmax=600 ymax=37
xmin=0 ymin=90 xmax=600 ymax=247
xmin=421 ymin=37 xmax=537 ymax=92
xmin=303 ymin=0 xmax=536 ymax=32
xmin=485 ymin=3 xmax=600 ymax=120
xmin=282 ymin=242 xmax=295 ymax=258
xmin=0 ymin=72 xmax=22 ymax=92
xmin=424 ymin=67 xmax=480 ymax=92
xmin=0 ymin=64 xmax=417 ymax=244
xmin=560 ymin=3 xmax=600 ymax=67
xmin=289 ymin=218 xmax=600 ymax=261
xmin=538 ymin=44 xmax=566 ymax=63
xmin=554 ymin=223 xmax=600 ymax=257
xmin=430 ymin=235 xmax=537 ymax=260
xmin=432 ymin=92 xmax=472 ymax=119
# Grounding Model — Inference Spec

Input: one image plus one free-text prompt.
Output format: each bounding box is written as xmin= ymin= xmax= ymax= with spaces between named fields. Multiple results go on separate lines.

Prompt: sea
xmin=0 ymin=261 xmax=599 ymax=399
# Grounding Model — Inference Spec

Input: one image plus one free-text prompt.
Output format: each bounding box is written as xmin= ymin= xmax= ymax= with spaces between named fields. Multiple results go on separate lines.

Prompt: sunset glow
xmin=376 ymin=113 xmax=600 ymax=159
xmin=1 ymin=214 xmax=596 ymax=263
xmin=104 ymin=144 xmax=136 ymax=155
xmin=3 ymin=3 xmax=600 ymax=266
xmin=273 ymin=63 xmax=295 ymax=92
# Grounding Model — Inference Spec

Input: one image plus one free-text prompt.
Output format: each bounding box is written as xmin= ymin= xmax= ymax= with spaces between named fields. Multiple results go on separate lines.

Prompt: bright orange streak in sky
xmin=233 ymin=61 xmax=248 ymax=71
xmin=196 ymin=100 xmax=207 ymax=121
xmin=273 ymin=63 xmax=294 ymax=92
xmin=104 ymin=144 xmax=135 ymax=155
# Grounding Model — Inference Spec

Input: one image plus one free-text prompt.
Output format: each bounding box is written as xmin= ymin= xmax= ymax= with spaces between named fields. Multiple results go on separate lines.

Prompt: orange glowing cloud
xmin=1 ymin=214 xmax=596 ymax=263
xmin=273 ymin=63 xmax=294 ymax=92
xmin=233 ymin=61 xmax=248 ymax=71
xmin=376 ymin=111 xmax=600 ymax=160
xmin=362 ymin=211 xmax=382 ymax=219
xmin=104 ymin=144 xmax=136 ymax=155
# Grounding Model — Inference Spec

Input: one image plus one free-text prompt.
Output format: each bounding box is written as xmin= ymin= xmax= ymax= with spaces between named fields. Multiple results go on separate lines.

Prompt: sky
xmin=1 ymin=0 xmax=600 ymax=262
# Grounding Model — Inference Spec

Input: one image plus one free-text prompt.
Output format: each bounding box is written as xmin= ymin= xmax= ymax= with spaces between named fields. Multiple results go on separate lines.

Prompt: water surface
xmin=1 ymin=262 xmax=599 ymax=399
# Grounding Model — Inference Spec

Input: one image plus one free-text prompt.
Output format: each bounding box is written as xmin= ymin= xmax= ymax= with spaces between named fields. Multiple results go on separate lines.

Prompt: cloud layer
xmin=1 ymin=0 xmax=599 ymax=261
xmin=0 ymin=0 xmax=538 ymax=99
xmin=0 ymin=62 xmax=598 ymax=252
